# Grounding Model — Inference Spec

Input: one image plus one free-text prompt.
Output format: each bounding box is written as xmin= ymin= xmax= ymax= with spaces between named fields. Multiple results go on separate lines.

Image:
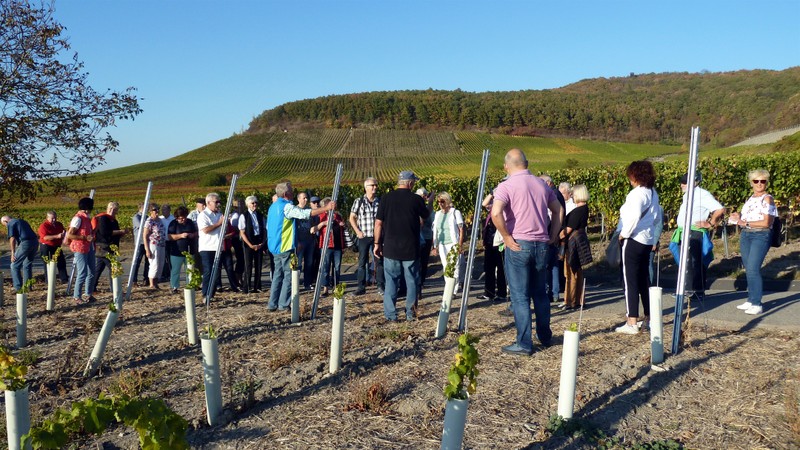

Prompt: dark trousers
xmin=484 ymin=244 xmax=507 ymax=299
xmin=242 ymin=244 xmax=264 ymax=293
xmin=39 ymin=243 xmax=68 ymax=282
xmin=200 ymin=251 xmax=218 ymax=297
xmin=232 ymin=236 xmax=244 ymax=284
xmin=685 ymin=230 xmax=706 ymax=294
xmin=621 ymin=238 xmax=651 ymax=318
xmin=92 ymin=255 xmax=111 ymax=293
xmin=132 ymin=243 xmax=150 ymax=283
xmin=356 ymin=237 xmax=384 ymax=290
xmin=419 ymin=238 xmax=433 ymax=291
xmin=161 ymin=242 xmax=173 ymax=281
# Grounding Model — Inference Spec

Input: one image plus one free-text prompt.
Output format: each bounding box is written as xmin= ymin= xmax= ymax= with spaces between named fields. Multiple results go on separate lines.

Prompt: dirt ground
xmin=1 ymin=234 xmax=799 ymax=449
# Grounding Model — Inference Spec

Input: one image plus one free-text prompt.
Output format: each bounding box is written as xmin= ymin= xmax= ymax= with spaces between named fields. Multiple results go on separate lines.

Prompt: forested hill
xmin=248 ymin=68 xmax=800 ymax=147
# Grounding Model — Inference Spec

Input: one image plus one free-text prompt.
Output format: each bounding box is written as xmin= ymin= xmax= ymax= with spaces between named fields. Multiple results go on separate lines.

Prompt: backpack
xmin=771 ymin=215 xmax=783 ymax=248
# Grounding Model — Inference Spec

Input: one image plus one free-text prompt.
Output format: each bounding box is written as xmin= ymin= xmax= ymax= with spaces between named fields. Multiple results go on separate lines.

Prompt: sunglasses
xmin=752 ymin=179 xmax=767 ymax=184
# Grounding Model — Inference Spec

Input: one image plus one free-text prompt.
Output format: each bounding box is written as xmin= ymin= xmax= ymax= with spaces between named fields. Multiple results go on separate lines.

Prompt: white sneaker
xmin=736 ymin=302 xmax=753 ymax=310
xmin=744 ymin=305 xmax=763 ymax=315
xmin=615 ymin=323 xmax=640 ymax=335
xmin=454 ymin=283 xmax=461 ymax=295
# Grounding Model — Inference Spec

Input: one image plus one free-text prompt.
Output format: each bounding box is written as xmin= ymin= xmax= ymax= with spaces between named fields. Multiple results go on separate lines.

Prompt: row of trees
xmin=249 ymin=69 xmax=800 ymax=148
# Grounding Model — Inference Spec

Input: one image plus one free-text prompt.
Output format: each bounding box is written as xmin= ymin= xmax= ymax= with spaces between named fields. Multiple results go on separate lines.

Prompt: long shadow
xmin=552 ymin=336 xmax=750 ymax=447
xmin=187 ymin=332 xmax=454 ymax=446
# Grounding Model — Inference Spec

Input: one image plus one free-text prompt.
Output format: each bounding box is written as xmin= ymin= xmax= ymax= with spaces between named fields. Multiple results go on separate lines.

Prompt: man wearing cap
xmin=295 ymin=192 xmax=316 ymax=290
xmin=267 ymin=182 xmax=334 ymax=311
xmin=2 ymin=215 xmax=39 ymax=292
xmin=350 ymin=177 xmax=383 ymax=296
xmin=492 ymin=150 xmax=563 ymax=355
xmin=675 ymin=172 xmax=725 ymax=300
xmin=373 ymin=171 xmax=430 ymax=321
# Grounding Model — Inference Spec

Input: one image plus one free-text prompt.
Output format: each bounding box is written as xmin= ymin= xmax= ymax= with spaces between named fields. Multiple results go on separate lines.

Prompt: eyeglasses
xmin=366 ymin=184 xmax=378 ymax=187
xmin=438 ymin=200 xmax=447 ymax=204
xmin=752 ymin=180 xmax=767 ymax=184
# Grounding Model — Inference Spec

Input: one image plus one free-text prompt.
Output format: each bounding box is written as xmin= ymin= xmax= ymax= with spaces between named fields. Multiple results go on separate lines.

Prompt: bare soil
xmin=0 ymin=236 xmax=799 ymax=449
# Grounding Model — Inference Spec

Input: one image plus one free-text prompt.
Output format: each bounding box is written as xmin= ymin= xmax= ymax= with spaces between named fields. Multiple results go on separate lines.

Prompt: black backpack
xmin=771 ymin=215 xmax=783 ymax=248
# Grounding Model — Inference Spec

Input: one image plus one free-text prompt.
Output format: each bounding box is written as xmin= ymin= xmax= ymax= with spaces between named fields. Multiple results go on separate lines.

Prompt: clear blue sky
xmin=53 ymin=0 xmax=799 ymax=170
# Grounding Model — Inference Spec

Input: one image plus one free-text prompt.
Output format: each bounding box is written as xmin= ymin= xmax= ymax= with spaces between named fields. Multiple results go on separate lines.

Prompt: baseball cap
xmin=679 ymin=172 xmax=702 ymax=184
xmin=398 ymin=170 xmax=419 ymax=182
xmin=310 ymin=196 xmax=320 ymax=203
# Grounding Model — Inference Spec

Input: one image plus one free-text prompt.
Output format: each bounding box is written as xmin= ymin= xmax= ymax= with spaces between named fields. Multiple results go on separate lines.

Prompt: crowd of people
xmin=1 ymin=150 xmax=782 ymax=354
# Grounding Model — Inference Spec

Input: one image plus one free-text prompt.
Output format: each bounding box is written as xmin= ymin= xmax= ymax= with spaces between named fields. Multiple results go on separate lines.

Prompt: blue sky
xmin=53 ymin=0 xmax=799 ymax=170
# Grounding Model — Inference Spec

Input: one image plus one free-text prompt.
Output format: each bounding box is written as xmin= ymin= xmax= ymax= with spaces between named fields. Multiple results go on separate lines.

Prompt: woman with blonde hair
xmin=728 ymin=169 xmax=777 ymax=315
xmin=432 ymin=192 xmax=464 ymax=294
xmin=559 ymin=184 xmax=590 ymax=309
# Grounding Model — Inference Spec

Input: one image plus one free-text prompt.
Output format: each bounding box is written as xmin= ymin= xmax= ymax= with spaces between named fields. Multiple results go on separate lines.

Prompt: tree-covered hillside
xmin=248 ymin=68 xmax=800 ymax=147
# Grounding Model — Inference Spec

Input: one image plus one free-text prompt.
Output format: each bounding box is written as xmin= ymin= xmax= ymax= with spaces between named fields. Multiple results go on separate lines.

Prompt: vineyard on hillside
xmin=77 ymin=129 xmax=683 ymax=194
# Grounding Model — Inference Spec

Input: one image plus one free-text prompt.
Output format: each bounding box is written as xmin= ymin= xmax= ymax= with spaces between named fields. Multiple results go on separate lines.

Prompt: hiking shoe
xmin=744 ymin=305 xmax=763 ymax=315
xmin=637 ymin=319 xmax=650 ymax=331
xmin=736 ymin=301 xmax=753 ymax=310
xmin=355 ymin=288 xmax=366 ymax=295
xmin=615 ymin=323 xmax=640 ymax=335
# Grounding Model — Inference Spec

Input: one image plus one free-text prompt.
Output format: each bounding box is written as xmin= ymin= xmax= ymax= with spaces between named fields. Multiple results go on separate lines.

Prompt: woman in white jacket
xmin=616 ymin=161 xmax=662 ymax=335
xmin=432 ymin=192 xmax=464 ymax=294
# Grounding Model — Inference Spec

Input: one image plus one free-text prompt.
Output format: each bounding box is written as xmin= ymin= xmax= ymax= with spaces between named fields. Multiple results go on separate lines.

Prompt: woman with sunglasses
xmin=728 ymin=169 xmax=777 ymax=315
xmin=432 ymin=192 xmax=464 ymax=294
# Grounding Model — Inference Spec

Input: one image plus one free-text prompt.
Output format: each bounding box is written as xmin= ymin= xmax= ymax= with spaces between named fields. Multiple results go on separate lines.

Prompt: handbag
xmin=605 ymin=230 xmax=621 ymax=267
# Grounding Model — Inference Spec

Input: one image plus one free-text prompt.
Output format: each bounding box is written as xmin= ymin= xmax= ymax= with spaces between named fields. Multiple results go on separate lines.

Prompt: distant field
xmin=80 ymin=129 xmax=685 ymax=192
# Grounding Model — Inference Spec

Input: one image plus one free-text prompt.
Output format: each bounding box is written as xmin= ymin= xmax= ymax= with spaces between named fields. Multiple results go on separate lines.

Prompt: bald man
xmin=491 ymin=149 xmax=563 ymax=356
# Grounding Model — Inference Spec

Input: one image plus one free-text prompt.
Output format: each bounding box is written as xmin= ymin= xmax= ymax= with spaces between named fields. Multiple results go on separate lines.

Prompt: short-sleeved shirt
xmin=144 ymin=218 xmax=166 ymax=247
xmin=168 ymin=219 xmax=198 ymax=256
xmin=351 ymin=196 xmax=380 ymax=238
xmin=8 ymin=219 xmax=38 ymax=243
xmin=677 ymin=187 xmax=724 ymax=227
xmin=565 ymin=204 xmax=589 ymax=234
xmin=493 ymin=170 xmax=555 ymax=242
xmin=376 ymin=188 xmax=430 ymax=261
xmin=198 ymin=209 xmax=223 ymax=251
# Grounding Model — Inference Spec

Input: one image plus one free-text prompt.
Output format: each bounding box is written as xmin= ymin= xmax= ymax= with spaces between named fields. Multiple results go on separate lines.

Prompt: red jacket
xmin=69 ymin=211 xmax=94 ymax=254
xmin=318 ymin=212 xmax=345 ymax=250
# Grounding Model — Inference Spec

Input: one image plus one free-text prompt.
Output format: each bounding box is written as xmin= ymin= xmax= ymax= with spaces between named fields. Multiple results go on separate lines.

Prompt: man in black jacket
xmin=239 ymin=195 xmax=266 ymax=293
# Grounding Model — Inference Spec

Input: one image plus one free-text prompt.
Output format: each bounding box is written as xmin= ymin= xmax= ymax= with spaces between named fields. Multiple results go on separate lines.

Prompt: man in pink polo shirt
xmin=491 ymin=149 xmax=563 ymax=356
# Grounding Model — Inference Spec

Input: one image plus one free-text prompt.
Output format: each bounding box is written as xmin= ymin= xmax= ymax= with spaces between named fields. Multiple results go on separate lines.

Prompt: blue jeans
xmin=200 ymin=251 xmax=218 ymax=297
xmin=322 ymin=248 xmax=342 ymax=288
xmin=383 ymin=257 xmax=418 ymax=320
xmin=268 ymin=251 xmax=292 ymax=310
xmin=546 ymin=245 xmax=561 ymax=301
xmin=10 ymin=239 xmax=38 ymax=291
xmin=73 ymin=249 xmax=96 ymax=299
xmin=504 ymin=240 xmax=552 ymax=351
xmin=740 ymin=230 xmax=771 ymax=307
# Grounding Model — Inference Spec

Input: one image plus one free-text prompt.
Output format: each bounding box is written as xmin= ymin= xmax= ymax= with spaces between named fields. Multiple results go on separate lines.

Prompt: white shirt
xmin=159 ymin=214 xmax=175 ymax=235
xmin=619 ymin=186 xmax=662 ymax=246
xmin=677 ymin=187 xmax=723 ymax=228
xmin=197 ymin=209 xmax=222 ymax=251
xmin=564 ymin=198 xmax=576 ymax=216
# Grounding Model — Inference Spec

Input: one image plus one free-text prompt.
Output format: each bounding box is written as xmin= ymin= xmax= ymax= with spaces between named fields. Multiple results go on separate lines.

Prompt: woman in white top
xmin=616 ymin=161 xmax=662 ymax=335
xmin=432 ymin=192 xmax=464 ymax=293
xmin=728 ymin=169 xmax=777 ymax=315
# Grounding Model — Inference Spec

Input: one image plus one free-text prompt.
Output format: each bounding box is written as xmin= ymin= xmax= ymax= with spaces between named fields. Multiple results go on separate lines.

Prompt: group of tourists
xmin=479 ymin=149 xmax=779 ymax=356
xmin=2 ymin=149 xmax=781 ymax=350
